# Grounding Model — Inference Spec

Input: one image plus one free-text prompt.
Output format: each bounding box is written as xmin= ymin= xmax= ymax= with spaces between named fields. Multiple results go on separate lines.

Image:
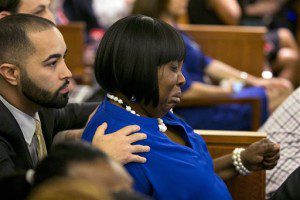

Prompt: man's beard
xmin=20 ymin=70 xmax=69 ymax=108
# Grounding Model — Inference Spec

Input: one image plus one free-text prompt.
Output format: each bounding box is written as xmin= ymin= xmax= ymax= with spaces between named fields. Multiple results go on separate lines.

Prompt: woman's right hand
xmin=241 ymin=138 xmax=280 ymax=171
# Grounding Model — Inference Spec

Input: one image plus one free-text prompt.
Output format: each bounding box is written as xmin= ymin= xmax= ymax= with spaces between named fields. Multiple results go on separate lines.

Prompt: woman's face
xmin=153 ymin=61 xmax=185 ymax=117
xmin=167 ymin=0 xmax=189 ymax=18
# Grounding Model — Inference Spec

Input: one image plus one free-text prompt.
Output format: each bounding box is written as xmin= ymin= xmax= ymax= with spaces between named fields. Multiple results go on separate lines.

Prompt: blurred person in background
xmin=259 ymin=87 xmax=300 ymax=198
xmin=93 ymin=0 xmax=136 ymax=29
xmin=133 ymin=0 xmax=293 ymax=130
xmin=188 ymin=0 xmax=300 ymax=87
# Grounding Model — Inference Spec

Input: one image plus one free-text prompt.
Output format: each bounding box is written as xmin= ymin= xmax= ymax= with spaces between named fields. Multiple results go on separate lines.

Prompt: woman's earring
xmin=131 ymin=96 xmax=136 ymax=102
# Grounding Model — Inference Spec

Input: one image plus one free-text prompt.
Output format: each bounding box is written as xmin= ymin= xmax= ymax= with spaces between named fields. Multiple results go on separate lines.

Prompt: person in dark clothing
xmin=188 ymin=0 xmax=299 ymax=87
xmin=269 ymin=166 xmax=300 ymax=200
xmin=63 ymin=0 xmax=102 ymax=33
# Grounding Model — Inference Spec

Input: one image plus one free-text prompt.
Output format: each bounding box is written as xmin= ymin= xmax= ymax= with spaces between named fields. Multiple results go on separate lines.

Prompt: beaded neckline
xmin=106 ymin=93 xmax=167 ymax=132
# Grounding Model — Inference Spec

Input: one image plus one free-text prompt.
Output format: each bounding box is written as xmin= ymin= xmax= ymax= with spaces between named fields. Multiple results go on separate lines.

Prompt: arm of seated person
xmin=245 ymin=0 xmax=281 ymax=17
xmin=205 ymin=59 xmax=293 ymax=91
xmin=205 ymin=59 xmax=260 ymax=85
xmin=53 ymin=103 xmax=98 ymax=133
xmin=214 ymin=139 xmax=280 ymax=180
xmin=208 ymin=0 xmax=242 ymax=25
xmin=0 ymin=139 xmax=16 ymax=177
xmin=214 ymin=154 xmax=237 ymax=181
xmin=182 ymin=81 xmax=233 ymax=101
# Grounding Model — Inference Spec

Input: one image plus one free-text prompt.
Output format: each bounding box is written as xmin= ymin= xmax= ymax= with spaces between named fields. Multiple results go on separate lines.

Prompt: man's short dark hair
xmin=0 ymin=0 xmax=21 ymax=13
xmin=33 ymin=141 xmax=108 ymax=187
xmin=94 ymin=14 xmax=185 ymax=107
xmin=0 ymin=14 xmax=56 ymax=66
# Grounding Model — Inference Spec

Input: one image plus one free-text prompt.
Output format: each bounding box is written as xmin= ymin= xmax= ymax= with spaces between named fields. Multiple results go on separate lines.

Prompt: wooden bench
xmin=295 ymin=1 xmax=300 ymax=45
xmin=179 ymin=24 xmax=267 ymax=77
xmin=196 ymin=130 xmax=267 ymax=200
xmin=57 ymin=23 xmax=85 ymax=77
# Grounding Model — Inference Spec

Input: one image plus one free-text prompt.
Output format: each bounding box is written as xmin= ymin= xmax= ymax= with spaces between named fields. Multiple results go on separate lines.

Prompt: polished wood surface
xmin=296 ymin=1 xmax=300 ymax=45
xmin=57 ymin=23 xmax=85 ymax=77
xmin=196 ymin=130 xmax=267 ymax=200
xmin=179 ymin=24 xmax=267 ymax=77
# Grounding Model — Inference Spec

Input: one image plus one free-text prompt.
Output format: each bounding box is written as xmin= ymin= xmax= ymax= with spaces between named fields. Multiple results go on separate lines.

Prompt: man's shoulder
xmin=0 ymin=134 xmax=14 ymax=153
xmin=38 ymin=103 xmax=92 ymax=115
xmin=0 ymin=101 xmax=22 ymax=137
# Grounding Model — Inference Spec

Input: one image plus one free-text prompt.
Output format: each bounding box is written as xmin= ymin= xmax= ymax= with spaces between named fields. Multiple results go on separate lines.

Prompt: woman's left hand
xmin=253 ymin=77 xmax=293 ymax=91
xmin=241 ymin=138 xmax=280 ymax=171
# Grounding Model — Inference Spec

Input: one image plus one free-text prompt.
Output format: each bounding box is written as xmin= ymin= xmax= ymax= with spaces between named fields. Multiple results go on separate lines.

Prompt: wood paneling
xmin=296 ymin=1 xmax=300 ymax=45
xmin=57 ymin=23 xmax=85 ymax=77
xmin=179 ymin=24 xmax=267 ymax=77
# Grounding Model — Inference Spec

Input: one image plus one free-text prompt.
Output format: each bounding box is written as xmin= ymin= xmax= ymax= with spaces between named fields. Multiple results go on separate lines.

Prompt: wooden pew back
xmin=57 ymin=23 xmax=85 ymax=77
xmin=196 ymin=130 xmax=266 ymax=200
xmin=179 ymin=24 xmax=267 ymax=77
xmin=296 ymin=1 xmax=300 ymax=45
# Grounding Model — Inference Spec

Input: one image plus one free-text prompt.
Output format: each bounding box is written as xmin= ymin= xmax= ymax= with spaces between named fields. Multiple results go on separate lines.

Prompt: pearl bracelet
xmin=232 ymin=148 xmax=251 ymax=176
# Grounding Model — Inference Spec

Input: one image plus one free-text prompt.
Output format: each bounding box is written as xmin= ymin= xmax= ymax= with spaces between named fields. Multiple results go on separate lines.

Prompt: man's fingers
xmin=127 ymin=133 xmax=147 ymax=143
xmin=127 ymin=155 xmax=147 ymax=163
xmin=94 ymin=122 xmax=108 ymax=137
xmin=116 ymin=125 xmax=140 ymax=136
xmin=130 ymin=145 xmax=150 ymax=153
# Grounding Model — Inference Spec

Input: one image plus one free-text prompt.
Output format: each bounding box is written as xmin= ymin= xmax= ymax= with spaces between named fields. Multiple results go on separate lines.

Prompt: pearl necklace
xmin=107 ymin=93 xmax=167 ymax=132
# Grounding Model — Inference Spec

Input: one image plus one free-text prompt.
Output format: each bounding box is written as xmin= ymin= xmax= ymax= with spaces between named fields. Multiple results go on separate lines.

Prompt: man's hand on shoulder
xmin=92 ymin=123 xmax=150 ymax=165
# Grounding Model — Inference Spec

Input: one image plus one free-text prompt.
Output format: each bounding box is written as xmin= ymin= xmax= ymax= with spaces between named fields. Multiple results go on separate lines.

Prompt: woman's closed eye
xmin=33 ymin=6 xmax=46 ymax=15
xmin=170 ymin=65 xmax=179 ymax=72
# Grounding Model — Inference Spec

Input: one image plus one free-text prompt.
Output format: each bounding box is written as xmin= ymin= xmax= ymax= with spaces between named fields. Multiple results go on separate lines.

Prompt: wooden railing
xmin=57 ymin=23 xmax=85 ymax=77
xmin=179 ymin=24 xmax=267 ymax=77
xmin=196 ymin=130 xmax=267 ymax=200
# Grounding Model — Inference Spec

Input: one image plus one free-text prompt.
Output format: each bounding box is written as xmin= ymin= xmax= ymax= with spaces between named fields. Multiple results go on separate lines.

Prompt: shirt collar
xmin=0 ymin=95 xmax=39 ymax=145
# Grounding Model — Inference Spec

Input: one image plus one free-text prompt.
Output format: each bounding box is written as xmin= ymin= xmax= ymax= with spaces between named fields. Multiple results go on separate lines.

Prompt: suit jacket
xmin=0 ymin=101 xmax=97 ymax=177
xmin=270 ymin=166 xmax=300 ymax=200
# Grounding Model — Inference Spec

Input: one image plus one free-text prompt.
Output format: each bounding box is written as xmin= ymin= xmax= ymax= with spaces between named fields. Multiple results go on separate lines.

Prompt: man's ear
xmin=0 ymin=63 xmax=20 ymax=86
xmin=0 ymin=11 xmax=11 ymax=19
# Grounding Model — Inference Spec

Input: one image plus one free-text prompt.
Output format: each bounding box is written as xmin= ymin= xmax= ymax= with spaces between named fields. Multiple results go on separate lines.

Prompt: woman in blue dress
xmin=82 ymin=15 xmax=280 ymax=199
xmin=132 ymin=0 xmax=293 ymax=130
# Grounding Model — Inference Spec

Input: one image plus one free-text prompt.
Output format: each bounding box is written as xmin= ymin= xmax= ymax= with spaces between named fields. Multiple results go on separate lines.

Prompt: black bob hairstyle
xmin=94 ymin=14 xmax=186 ymax=107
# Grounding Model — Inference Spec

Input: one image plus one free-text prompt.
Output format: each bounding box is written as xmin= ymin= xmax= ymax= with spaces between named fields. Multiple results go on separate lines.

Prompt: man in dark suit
xmin=0 ymin=14 xmax=149 ymax=177
xmin=0 ymin=102 xmax=96 ymax=175
xmin=270 ymin=166 xmax=300 ymax=200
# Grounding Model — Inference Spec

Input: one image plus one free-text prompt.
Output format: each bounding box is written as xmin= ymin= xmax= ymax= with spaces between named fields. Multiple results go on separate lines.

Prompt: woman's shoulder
xmin=164 ymin=112 xmax=195 ymax=132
